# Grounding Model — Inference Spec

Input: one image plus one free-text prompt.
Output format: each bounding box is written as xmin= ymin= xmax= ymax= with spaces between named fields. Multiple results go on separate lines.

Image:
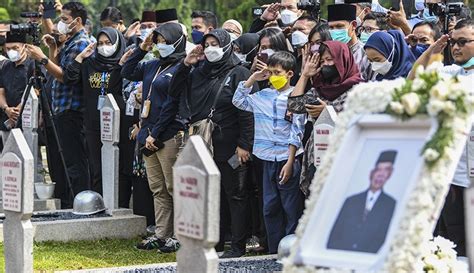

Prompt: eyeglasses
xmin=449 ymin=39 xmax=474 ymax=47
xmin=357 ymin=26 xmax=380 ymax=34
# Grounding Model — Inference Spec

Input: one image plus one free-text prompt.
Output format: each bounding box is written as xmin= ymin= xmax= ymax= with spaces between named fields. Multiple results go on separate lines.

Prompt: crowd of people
xmin=0 ymin=0 xmax=473 ymax=258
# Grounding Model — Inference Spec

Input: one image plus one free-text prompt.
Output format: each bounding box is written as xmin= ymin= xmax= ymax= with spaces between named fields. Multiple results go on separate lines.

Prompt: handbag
xmin=186 ymin=68 xmax=236 ymax=155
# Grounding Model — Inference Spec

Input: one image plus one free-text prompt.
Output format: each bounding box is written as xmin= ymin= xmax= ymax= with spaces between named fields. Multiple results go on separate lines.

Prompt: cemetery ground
xmin=0 ymin=237 xmax=176 ymax=271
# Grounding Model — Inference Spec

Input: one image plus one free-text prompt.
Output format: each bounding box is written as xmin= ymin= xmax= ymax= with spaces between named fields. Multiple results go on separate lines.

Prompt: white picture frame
xmin=283 ymin=78 xmax=472 ymax=273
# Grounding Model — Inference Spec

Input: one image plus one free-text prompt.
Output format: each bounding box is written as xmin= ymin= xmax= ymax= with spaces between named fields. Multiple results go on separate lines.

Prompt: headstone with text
xmin=100 ymin=94 xmax=120 ymax=212
xmin=173 ymin=136 xmax=220 ymax=273
xmin=22 ymin=87 xmax=39 ymax=184
xmin=2 ymin=128 xmax=34 ymax=273
xmin=313 ymin=106 xmax=338 ymax=168
xmin=465 ymin=123 xmax=474 ymax=270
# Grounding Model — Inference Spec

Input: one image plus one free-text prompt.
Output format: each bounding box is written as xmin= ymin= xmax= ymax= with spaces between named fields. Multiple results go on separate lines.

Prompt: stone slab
xmin=0 ymin=209 xmax=146 ymax=242
xmin=0 ymin=198 xmax=61 ymax=212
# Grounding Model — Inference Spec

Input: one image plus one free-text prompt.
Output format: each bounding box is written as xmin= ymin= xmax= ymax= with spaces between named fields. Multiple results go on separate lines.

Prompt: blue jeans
xmin=262 ymin=159 xmax=303 ymax=253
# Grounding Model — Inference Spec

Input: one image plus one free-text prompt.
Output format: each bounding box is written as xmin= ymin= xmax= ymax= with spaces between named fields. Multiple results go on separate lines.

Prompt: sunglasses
xmin=449 ymin=39 xmax=474 ymax=47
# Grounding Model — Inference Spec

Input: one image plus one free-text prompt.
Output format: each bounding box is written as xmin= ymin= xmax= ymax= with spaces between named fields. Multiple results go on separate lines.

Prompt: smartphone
xmin=43 ymin=1 xmax=56 ymax=19
xmin=257 ymin=52 xmax=269 ymax=64
xmin=140 ymin=140 xmax=165 ymax=157
xmin=305 ymin=96 xmax=321 ymax=106
xmin=227 ymin=154 xmax=241 ymax=169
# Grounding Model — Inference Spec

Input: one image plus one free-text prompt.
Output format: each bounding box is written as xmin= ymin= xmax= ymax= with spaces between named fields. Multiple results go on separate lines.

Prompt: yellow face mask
xmin=269 ymin=75 xmax=288 ymax=90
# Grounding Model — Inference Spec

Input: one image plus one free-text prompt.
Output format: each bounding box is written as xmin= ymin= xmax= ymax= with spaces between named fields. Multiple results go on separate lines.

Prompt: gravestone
xmin=313 ymin=106 xmax=337 ymax=168
xmin=173 ymin=136 xmax=220 ymax=273
xmin=100 ymin=94 xmax=120 ymax=212
xmin=2 ymin=128 xmax=34 ymax=273
xmin=465 ymin=124 xmax=474 ymax=270
xmin=22 ymin=87 xmax=39 ymax=183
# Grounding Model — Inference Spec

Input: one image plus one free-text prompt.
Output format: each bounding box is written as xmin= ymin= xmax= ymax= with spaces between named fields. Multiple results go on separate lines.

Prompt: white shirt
xmin=365 ymin=190 xmax=382 ymax=211
xmin=440 ymin=65 xmax=474 ymax=188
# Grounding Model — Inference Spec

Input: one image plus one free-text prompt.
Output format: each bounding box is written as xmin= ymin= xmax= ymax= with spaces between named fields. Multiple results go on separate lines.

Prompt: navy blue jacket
xmin=121 ymin=48 xmax=184 ymax=144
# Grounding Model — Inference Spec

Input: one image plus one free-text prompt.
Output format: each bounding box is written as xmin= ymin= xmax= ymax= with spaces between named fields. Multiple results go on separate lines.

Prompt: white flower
xmin=426 ymin=62 xmax=444 ymax=73
xmin=427 ymin=99 xmax=445 ymax=116
xmin=431 ymin=81 xmax=450 ymax=100
xmin=442 ymin=101 xmax=456 ymax=116
xmin=412 ymin=78 xmax=426 ymax=91
xmin=390 ymin=101 xmax=405 ymax=114
xmin=424 ymin=148 xmax=440 ymax=162
xmin=433 ymin=236 xmax=457 ymax=251
xmin=401 ymin=92 xmax=421 ymax=116
xmin=415 ymin=65 xmax=425 ymax=77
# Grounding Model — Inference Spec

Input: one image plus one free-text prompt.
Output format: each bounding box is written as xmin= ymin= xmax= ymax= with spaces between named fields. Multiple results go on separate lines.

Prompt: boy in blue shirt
xmin=232 ymin=51 xmax=305 ymax=253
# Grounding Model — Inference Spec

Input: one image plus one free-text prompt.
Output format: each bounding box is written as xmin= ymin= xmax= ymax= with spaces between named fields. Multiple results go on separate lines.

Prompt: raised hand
xmin=42 ymin=34 xmax=57 ymax=48
xmin=76 ymin=42 xmax=96 ymax=63
xmin=429 ymin=35 xmax=449 ymax=55
xmin=261 ymin=3 xmax=280 ymax=22
xmin=184 ymin=45 xmax=204 ymax=66
xmin=252 ymin=60 xmax=270 ymax=81
xmin=140 ymin=31 xmax=155 ymax=51
xmin=125 ymin=21 xmax=141 ymax=39
xmin=119 ymin=49 xmax=134 ymax=66
xmin=302 ymin=53 xmax=321 ymax=78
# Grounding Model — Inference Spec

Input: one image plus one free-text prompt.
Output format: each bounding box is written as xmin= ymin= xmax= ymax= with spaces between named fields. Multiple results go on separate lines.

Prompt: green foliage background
xmin=0 ymin=0 xmax=472 ymax=33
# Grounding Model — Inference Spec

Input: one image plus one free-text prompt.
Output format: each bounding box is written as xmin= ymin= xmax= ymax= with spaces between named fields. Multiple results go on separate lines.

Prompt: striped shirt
xmin=232 ymin=81 xmax=305 ymax=162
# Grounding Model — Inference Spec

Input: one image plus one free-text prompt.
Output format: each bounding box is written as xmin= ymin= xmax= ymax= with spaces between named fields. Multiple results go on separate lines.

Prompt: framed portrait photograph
xmin=292 ymin=115 xmax=436 ymax=272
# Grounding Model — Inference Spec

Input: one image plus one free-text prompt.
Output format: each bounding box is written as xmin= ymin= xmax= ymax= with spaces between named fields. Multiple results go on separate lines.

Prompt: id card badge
xmin=97 ymin=95 xmax=106 ymax=110
xmin=141 ymin=99 xmax=151 ymax=118
xmin=126 ymin=95 xmax=135 ymax=116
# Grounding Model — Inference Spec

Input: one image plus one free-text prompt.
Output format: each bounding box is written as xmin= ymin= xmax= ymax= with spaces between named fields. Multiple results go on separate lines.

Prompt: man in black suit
xmin=327 ymin=150 xmax=397 ymax=253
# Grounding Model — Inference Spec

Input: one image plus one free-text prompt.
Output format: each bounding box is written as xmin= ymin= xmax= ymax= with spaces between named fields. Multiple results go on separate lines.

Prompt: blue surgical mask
xmin=462 ymin=57 xmax=474 ymax=69
xmin=330 ymin=29 xmax=351 ymax=44
xmin=411 ymin=43 xmax=430 ymax=59
xmin=360 ymin=32 xmax=372 ymax=44
xmin=423 ymin=8 xmax=439 ymax=23
xmin=155 ymin=35 xmax=183 ymax=58
xmin=191 ymin=29 xmax=204 ymax=44
xmin=140 ymin=28 xmax=153 ymax=41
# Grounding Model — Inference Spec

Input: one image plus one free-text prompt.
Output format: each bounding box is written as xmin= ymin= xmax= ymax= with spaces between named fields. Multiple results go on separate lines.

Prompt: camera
xmin=8 ymin=12 xmax=42 ymax=45
xmin=297 ymin=0 xmax=321 ymax=21
xmin=252 ymin=7 xmax=265 ymax=18
xmin=427 ymin=2 xmax=463 ymax=17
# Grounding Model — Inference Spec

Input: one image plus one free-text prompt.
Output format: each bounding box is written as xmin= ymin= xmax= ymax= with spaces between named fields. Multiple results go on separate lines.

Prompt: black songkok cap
xmin=327 ymin=4 xmax=356 ymax=22
xmin=376 ymin=150 xmax=397 ymax=165
xmin=156 ymin=9 xmax=178 ymax=23
xmin=141 ymin=11 xmax=156 ymax=23
xmin=5 ymin=31 xmax=26 ymax=43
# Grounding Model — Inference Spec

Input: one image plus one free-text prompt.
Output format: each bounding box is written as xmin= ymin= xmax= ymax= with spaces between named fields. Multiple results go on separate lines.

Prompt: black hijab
xmin=200 ymin=29 xmax=239 ymax=79
xmin=233 ymin=33 xmax=259 ymax=62
xmin=153 ymin=22 xmax=187 ymax=67
xmin=92 ymin=27 xmax=126 ymax=71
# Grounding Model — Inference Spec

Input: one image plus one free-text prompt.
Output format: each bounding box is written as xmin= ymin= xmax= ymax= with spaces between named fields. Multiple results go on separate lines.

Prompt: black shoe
xmin=136 ymin=235 xmax=166 ymax=250
xmin=158 ymin=237 xmax=180 ymax=253
xmin=219 ymin=249 xmax=245 ymax=259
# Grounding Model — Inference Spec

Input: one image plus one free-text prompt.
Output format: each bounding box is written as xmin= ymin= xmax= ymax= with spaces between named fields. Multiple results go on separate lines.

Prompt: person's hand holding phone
xmin=305 ymin=98 xmax=326 ymax=118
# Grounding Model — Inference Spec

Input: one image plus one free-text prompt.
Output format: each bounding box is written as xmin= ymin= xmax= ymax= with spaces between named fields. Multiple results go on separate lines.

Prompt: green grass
xmin=0 ymin=238 xmax=176 ymax=272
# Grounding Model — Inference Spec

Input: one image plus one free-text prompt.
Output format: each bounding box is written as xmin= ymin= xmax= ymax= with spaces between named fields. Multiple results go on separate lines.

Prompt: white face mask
xmin=261 ymin=48 xmax=275 ymax=57
xmin=97 ymin=38 xmax=119 ymax=57
xmin=280 ymin=9 xmax=298 ymax=25
xmin=155 ymin=35 xmax=183 ymax=58
xmin=229 ymin=32 xmax=239 ymax=42
xmin=291 ymin=31 xmax=308 ymax=47
xmin=140 ymin=28 xmax=154 ymax=41
xmin=371 ymin=37 xmax=395 ymax=75
xmin=57 ymin=19 xmax=76 ymax=35
xmin=235 ymin=52 xmax=246 ymax=63
xmin=205 ymin=44 xmax=230 ymax=63
xmin=415 ymin=0 xmax=425 ymax=11
xmin=7 ymin=49 xmax=21 ymax=62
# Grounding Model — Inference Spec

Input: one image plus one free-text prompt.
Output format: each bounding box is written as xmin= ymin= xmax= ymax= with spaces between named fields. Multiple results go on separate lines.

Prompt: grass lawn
xmin=0 ymin=238 xmax=176 ymax=272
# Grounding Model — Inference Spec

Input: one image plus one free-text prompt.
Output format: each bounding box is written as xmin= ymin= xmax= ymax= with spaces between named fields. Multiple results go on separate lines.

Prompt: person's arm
xmin=24 ymin=44 xmax=64 ymax=82
xmin=407 ymin=35 xmax=449 ymax=80
xmin=120 ymin=48 xmax=148 ymax=82
xmin=232 ymin=81 xmax=256 ymax=112
xmin=280 ymin=112 xmax=305 ymax=184
xmin=0 ymin=88 xmax=19 ymax=121
xmin=387 ymin=0 xmax=411 ymax=36
xmin=149 ymin=95 xmax=180 ymax=140
xmin=292 ymin=53 xmax=320 ymax=97
xmin=62 ymin=59 xmax=82 ymax=85
xmin=249 ymin=17 xmax=267 ymax=33
xmin=249 ymin=3 xmax=280 ymax=33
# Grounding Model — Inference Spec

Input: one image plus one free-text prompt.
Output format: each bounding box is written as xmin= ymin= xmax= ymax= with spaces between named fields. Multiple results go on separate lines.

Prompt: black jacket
xmin=168 ymin=62 xmax=256 ymax=162
xmin=327 ymin=190 xmax=396 ymax=253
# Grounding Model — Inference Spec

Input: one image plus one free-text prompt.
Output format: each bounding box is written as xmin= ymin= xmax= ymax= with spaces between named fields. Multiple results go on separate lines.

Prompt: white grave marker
xmin=174 ymin=136 xmax=220 ymax=273
xmin=22 ymin=88 xmax=39 ymax=184
xmin=313 ymin=106 xmax=337 ymax=168
xmin=100 ymin=94 xmax=120 ymax=212
xmin=2 ymin=128 xmax=34 ymax=273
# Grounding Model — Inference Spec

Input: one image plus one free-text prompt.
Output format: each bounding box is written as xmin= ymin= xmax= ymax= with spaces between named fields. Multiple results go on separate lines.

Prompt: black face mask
xmin=0 ymin=35 xmax=5 ymax=47
xmin=320 ymin=65 xmax=339 ymax=82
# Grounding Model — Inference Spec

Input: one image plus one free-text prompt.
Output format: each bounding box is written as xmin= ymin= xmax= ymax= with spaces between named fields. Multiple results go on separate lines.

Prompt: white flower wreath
xmin=283 ymin=63 xmax=474 ymax=273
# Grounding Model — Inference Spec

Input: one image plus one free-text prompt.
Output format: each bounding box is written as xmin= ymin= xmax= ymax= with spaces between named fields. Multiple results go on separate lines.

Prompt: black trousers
xmin=216 ymin=161 xmax=251 ymax=253
xmin=435 ymin=184 xmax=466 ymax=256
xmin=132 ymin=175 xmax=155 ymax=226
xmin=50 ymin=110 xmax=90 ymax=208
xmin=249 ymin=157 xmax=268 ymax=250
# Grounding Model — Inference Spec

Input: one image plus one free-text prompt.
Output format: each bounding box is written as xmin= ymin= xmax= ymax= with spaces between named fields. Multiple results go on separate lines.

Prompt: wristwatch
xmin=40 ymin=57 xmax=49 ymax=66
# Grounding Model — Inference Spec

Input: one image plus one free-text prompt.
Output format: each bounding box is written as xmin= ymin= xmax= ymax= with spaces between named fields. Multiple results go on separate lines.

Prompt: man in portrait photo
xmin=327 ymin=150 xmax=397 ymax=253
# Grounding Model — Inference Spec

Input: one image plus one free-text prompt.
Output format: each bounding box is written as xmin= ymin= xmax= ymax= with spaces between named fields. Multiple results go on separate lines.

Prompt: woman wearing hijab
xmin=168 ymin=29 xmax=256 ymax=258
xmin=364 ymin=30 xmax=416 ymax=80
xmin=233 ymin=33 xmax=259 ymax=69
xmin=121 ymin=22 xmax=186 ymax=253
xmin=64 ymin=27 xmax=126 ymax=196
xmin=288 ymin=41 xmax=363 ymax=197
